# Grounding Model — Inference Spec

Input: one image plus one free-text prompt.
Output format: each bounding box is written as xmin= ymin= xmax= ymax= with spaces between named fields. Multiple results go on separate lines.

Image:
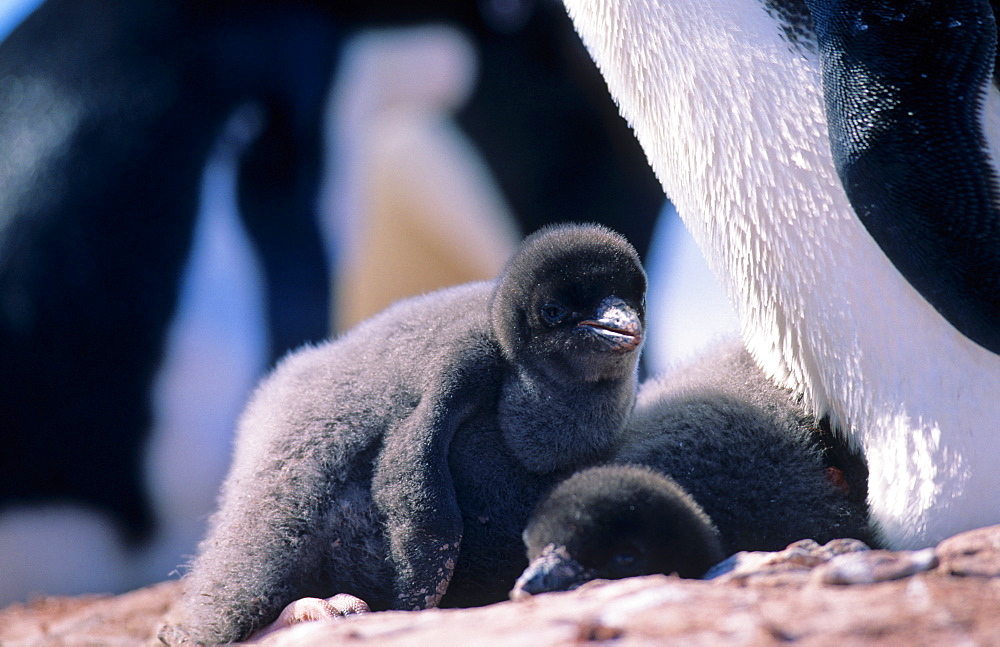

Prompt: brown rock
xmin=255 ymin=573 xmax=1000 ymax=646
xmin=937 ymin=523 xmax=1000 ymax=577
xmin=4 ymin=526 xmax=1000 ymax=646
xmin=0 ymin=580 xmax=180 ymax=646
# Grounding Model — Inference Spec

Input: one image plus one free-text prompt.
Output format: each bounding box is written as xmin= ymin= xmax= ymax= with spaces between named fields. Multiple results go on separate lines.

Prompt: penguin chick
xmin=616 ymin=340 xmax=873 ymax=556
xmin=163 ymin=223 xmax=646 ymax=644
xmin=511 ymin=340 xmax=872 ymax=598
xmin=512 ymin=464 xmax=724 ymax=597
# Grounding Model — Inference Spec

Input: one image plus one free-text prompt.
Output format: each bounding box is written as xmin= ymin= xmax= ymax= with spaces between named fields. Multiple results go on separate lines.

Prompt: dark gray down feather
xmin=616 ymin=340 xmax=874 ymax=555
xmin=514 ymin=340 xmax=873 ymax=597
xmin=162 ymin=223 xmax=646 ymax=644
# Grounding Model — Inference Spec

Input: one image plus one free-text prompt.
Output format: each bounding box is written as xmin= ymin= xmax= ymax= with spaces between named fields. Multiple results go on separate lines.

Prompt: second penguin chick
xmin=513 ymin=340 xmax=872 ymax=596
xmin=618 ymin=340 xmax=872 ymax=555
xmin=513 ymin=464 xmax=724 ymax=597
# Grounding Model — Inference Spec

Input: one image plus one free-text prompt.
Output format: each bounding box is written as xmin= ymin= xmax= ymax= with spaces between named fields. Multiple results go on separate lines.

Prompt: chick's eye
xmin=540 ymin=303 xmax=567 ymax=325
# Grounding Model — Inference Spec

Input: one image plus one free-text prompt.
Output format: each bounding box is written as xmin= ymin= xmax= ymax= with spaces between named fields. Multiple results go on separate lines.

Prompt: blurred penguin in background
xmin=324 ymin=25 xmax=521 ymax=332
xmin=0 ymin=0 xmax=340 ymax=604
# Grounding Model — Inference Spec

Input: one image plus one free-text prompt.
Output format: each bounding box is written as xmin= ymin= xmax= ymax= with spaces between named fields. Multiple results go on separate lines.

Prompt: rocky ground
xmin=3 ymin=525 xmax=1000 ymax=646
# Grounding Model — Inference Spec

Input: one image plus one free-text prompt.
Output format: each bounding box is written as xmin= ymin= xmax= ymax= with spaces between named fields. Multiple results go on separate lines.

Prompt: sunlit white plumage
xmin=563 ymin=0 xmax=1000 ymax=548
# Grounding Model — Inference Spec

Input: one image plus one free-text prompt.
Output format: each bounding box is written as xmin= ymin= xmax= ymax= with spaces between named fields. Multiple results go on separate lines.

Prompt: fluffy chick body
xmin=514 ymin=340 xmax=871 ymax=598
xmin=168 ymin=224 xmax=645 ymax=643
xmin=619 ymin=340 xmax=872 ymax=554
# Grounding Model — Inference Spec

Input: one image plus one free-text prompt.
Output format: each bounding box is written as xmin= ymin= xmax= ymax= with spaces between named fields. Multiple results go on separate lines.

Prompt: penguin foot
xmin=704 ymin=538 xmax=941 ymax=586
xmin=247 ymin=594 xmax=371 ymax=642
xmin=816 ymin=548 xmax=939 ymax=585
xmin=705 ymin=537 xmax=871 ymax=581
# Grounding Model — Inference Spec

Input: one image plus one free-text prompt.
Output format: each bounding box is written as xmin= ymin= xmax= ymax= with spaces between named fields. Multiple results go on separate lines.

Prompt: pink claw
xmin=247 ymin=594 xmax=371 ymax=641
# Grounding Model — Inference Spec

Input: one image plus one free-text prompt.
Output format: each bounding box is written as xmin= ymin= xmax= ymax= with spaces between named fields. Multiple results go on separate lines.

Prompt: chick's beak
xmin=576 ymin=296 xmax=643 ymax=351
xmin=510 ymin=544 xmax=593 ymax=600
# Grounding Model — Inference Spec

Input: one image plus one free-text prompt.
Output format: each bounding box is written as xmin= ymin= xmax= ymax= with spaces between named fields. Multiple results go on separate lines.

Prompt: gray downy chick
xmin=163 ymin=223 xmax=646 ymax=643
xmin=514 ymin=340 xmax=871 ymax=596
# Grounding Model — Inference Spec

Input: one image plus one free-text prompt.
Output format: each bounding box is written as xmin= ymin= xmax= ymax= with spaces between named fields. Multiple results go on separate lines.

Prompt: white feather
xmin=563 ymin=0 xmax=1000 ymax=548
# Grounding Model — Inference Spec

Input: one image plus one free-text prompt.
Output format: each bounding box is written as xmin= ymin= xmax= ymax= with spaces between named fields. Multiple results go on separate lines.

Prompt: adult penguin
xmin=160 ymin=224 xmax=646 ymax=645
xmin=561 ymin=0 xmax=1000 ymax=549
xmin=0 ymin=0 xmax=338 ymax=551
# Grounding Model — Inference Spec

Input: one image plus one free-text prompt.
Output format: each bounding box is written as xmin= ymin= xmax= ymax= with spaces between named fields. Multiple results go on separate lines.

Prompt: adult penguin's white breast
xmin=563 ymin=0 xmax=1000 ymax=548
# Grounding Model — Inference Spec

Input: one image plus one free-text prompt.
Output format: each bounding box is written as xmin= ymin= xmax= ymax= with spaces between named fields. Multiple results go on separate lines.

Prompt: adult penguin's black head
xmin=491 ymin=223 xmax=646 ymax=382
xmin=511 ymin=465 xmax=724 ymax=598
